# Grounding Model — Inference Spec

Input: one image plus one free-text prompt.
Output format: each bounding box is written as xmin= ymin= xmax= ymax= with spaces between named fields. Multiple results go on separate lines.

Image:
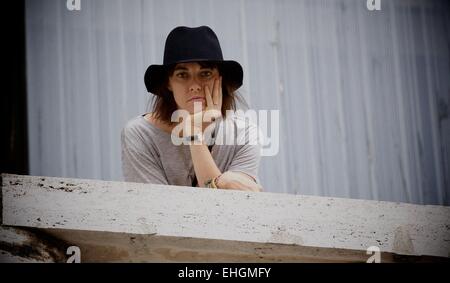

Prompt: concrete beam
xmin=1 ymin=173 xmax=449 ymax=262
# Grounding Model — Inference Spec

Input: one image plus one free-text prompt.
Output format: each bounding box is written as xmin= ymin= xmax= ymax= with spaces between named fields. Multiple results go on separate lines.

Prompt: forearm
xmin=217 ymin=171 xmax=262 ymax=192
xmin=189 ymin=145 xmax=261 ymax=192
xmin=189 ymin=144 xmax=221 ymax=187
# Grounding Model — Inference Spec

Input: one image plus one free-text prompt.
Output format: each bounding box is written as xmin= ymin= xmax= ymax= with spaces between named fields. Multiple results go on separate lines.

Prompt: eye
xmin=175 ymin=72 xmax=188 ymax=79
xmin=200 ymin=70 xmax=213 ymax=78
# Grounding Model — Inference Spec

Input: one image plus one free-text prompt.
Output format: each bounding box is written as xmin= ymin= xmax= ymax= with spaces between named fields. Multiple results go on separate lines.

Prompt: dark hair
xmin=150 ymin=61 xmax=246 ymax=124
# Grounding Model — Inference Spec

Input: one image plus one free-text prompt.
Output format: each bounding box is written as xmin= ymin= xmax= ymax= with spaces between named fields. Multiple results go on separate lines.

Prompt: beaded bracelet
xmin=204 ymin=174 xmax=222 ymax=189
xmin=204 ymin=178 xmax=215 ymax=188
xmin=213 ymin=174 xmax=222 ymax=188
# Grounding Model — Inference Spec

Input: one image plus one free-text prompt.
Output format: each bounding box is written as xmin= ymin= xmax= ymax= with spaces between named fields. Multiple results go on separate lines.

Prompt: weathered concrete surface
xmin=0 ymin=226 xmax=67 ymax=262
xmin=0 ymin=176 xmax=67 ymax=263
xmin=2 ymin=173 xmax=450 ymax=262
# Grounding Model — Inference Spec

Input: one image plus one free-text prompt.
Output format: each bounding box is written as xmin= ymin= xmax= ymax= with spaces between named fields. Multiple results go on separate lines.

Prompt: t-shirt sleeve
xmin=227 ymin=144 xmax=261 ymax=184
xmin=226 ymin=120 xmax=261 ymax=184
xmin=121 ymin=124 xmax=169 ymax=185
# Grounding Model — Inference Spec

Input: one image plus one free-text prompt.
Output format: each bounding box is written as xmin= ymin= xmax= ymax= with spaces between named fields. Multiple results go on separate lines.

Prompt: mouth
xmin=187 ymin=96 xmax=206 ymax=103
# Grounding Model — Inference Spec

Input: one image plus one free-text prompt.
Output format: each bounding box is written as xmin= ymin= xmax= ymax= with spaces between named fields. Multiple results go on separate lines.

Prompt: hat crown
xmin=163 ymin=26 xmax=224 ymax=65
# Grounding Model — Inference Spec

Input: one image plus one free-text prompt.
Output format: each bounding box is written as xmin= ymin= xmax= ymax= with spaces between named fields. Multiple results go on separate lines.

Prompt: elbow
xmin=217 ymin=171 xmax=263 ymax=192
xmin=223 ymin=181 xmax=262 ymax=192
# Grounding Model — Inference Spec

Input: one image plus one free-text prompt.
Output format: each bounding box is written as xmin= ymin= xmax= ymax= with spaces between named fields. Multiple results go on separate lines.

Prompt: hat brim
xmin=144 ymin=60 xmax=243 ymax=95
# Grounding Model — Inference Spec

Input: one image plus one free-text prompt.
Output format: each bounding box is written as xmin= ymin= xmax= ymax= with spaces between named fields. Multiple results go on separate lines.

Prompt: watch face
xmin=183 ymin=134 xmax=202 ymax=144
xmin=186 ymin=135 xmax=197 ymax=141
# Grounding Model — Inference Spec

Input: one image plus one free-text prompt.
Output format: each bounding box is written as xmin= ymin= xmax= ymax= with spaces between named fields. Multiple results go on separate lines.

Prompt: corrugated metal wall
xmin=25 ymin=0 xmax=450 ymax=205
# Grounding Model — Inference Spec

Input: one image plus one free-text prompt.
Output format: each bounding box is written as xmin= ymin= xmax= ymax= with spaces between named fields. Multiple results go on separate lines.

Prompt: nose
xmin=189 ymin=83 xmax=202 ymax=93
xmin=189 ymin=76 xmax=202 ymax=93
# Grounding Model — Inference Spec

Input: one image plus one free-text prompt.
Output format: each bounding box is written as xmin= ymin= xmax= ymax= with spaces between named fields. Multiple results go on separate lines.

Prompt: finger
xmin=205 ymin=85 xmax=214 ymax=108
xmin=213 ymin=78 xmax=219 ymax=105
xmin=203 ymin=109 xmax=220 ymax=123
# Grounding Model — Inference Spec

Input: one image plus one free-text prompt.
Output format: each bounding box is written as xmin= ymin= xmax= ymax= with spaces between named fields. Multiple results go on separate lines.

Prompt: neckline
xmin=140 ymin=113 xmax=172 ymax=137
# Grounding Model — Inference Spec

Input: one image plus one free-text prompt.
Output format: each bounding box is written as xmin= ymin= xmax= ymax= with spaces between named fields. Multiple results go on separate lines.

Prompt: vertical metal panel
xmin=25 ymin=0 xmax=450 ymax=205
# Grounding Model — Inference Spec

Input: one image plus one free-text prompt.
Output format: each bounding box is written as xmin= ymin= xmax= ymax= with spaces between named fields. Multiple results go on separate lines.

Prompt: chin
xmin=189 ymin=109 xmax=204 ymax=115
xmin=188 ymin=105 xmax=205 ymax=114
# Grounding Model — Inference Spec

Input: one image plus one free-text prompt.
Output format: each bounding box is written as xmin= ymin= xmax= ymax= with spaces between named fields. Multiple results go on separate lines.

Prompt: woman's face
xmin=167 ymin=62 xmax=220 ymax=114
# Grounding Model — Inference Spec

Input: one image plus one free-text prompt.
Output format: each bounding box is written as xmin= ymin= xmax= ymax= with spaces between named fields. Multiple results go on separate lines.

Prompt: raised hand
xmin=203 ymin=76 xmax=223 ymax=123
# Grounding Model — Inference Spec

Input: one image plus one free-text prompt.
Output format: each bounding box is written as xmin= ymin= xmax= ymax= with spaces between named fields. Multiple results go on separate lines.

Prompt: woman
xmin=121 ymin=26 xmax=262 ymax=192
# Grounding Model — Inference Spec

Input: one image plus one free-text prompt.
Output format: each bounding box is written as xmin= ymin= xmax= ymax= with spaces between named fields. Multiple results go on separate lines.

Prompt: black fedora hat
xmin=144 ymin=26 xmax=243 ymax=95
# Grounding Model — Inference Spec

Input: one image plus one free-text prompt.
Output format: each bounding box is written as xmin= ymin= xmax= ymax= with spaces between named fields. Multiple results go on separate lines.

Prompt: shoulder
xmin=122 ymin=115 xmax=147 ymax=138
xmin=224 ymin=112 xmax=260 ymax=145
xmin=230 ymin=114 xmax=259 ymax=131
xmin=121 ymin=115 xmax=160 ymax=149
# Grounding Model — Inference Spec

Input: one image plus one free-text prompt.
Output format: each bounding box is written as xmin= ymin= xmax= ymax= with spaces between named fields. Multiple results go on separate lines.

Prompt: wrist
xmin=204 ymin=173 xmax=224 ymax=189
xmin=183 ymin=132 xmax=204 ymax=145
xmin=214 ymin=173 xmax=225 ymax=188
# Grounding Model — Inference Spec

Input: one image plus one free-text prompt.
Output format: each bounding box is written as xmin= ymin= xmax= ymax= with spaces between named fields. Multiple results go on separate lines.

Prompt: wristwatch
xmin=183 ymin=133 xmax=203 ymax=144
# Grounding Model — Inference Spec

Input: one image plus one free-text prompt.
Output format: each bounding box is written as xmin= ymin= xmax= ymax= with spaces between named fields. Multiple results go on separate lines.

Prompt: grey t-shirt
xmin=121 ymin=113 xmax=261 ymax=187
